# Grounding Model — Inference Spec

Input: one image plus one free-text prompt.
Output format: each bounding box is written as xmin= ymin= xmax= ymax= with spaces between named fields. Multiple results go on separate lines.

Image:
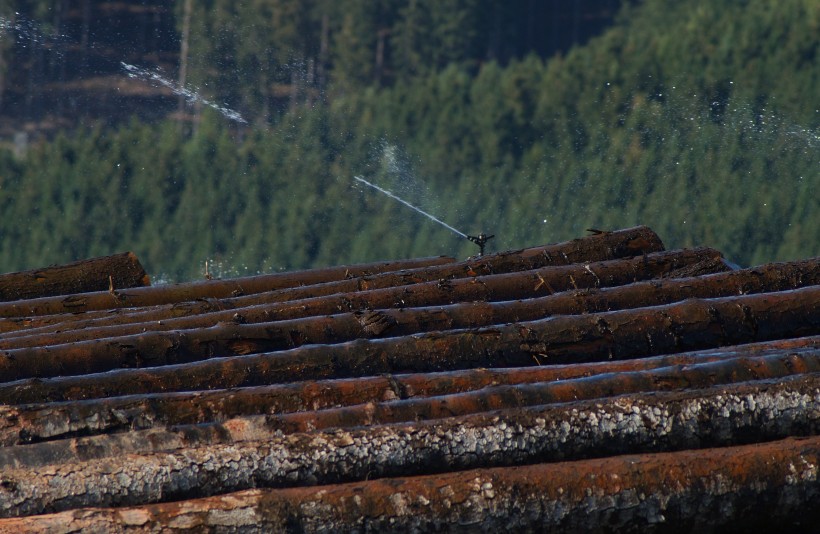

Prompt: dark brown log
xmin=0 ymin=226 xmax=663 ymax=322
xmin=3 ymin=337 xmax=817 ymax=442
xmin=0 ymin=376 xmax=819 ymax=520
xmin=0 ymin=245 xmax=724 ymax=344
xmin=0 ymin=285 xmax=817 ymax=404
xmin=0 ymin=282 xmax=816 ymax=384
xmin=2 ymin=349 xmax=819 ymax=467
xmin=0 ymin=248 xmax=730 ymax=363
xmin=0 ymin=252 xmax=150 ymax=302
xmin=2 ymin=252 xmax=814 ymax=351
xmin=0 ymin=255 xmax=456 ymax=319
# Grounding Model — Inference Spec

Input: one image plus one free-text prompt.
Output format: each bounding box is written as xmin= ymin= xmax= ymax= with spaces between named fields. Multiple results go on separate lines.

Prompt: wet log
xmin=3 ymin=252 xmax=815 ymax=351
xmin=0 ymin=252 xmax=150 ymax=303
xmin=0 ymin=376 xmax=819 ymax=519
xmin=2 ymin=349 xmax=819 ymax=468
xmin=0 ymin=286 xmax=817 ymax=402
xmin=2 ymin=337 xmax=817 ymax=437
xmin=0 ymin=226 xmax=663 ymax=322
xmin=0 ymin=282 xmax=817 ymax=384
xmin=0 ymin=255 xmax=456 ymax=319
xmin=0 ymin=247 xmax=731 ymax=354
xmin=0 ymin=246 xmax=728 ymax=345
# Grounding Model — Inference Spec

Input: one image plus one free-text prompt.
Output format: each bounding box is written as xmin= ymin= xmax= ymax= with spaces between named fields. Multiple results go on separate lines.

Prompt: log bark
xmin=2 ymin=348 xmax=819 ymax=468
xmin=0 ymin=255 xmax=456 ymax=318
xmin=0 ymin=252 xmax=150 ymax=302
xmin=0 ymin=245 xmax=725 ymax=342
xmin=0 ymin=226 xmax=664 ymax=324
xmin=3 ymin=337 xmax=817 ymax=442
xmin=0 ymin=247 xmax=730 ymax=355
xmin=0 ymin=251 xmax=820 ymax=349
xmin=0 ymin=286 xmax=818 ymax=402
xmin=5 ymin=436 xmax=819 ymax=532
xmin=0 ymin=377 xmax=819 ymax=520
xmin=0 ymin=282 xmax=817 ymax=384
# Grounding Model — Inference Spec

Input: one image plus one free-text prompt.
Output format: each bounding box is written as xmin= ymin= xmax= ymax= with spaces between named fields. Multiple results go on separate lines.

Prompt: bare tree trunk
xmin=177 ymin=0 xmax=192 ymax=121
xmin=0 ymin=247 xmax=735 ymax=350
xmin=3 ymin=336 xmax=816 ymax=444
xmin=0 ymin=379 xmax=819 ymax=521
xmin=0 ymin=252 xmax=149 ymax=302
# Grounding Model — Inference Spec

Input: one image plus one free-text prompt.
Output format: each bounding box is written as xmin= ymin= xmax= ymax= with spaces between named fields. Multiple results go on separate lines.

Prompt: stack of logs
xmin=0 ymin=226 xmax=818 ymax=532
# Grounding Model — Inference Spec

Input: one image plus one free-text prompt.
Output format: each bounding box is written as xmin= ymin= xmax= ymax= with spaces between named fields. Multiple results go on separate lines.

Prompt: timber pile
xmin=0 ymin=225 xmax=818 ymax=532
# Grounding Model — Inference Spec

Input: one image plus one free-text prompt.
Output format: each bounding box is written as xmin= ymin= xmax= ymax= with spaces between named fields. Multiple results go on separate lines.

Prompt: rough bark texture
xmin=0 ymin=252 xmax=150 ymax=302
xmin=0 ymin=249 xmax=732 ymax=378
xmin=0 ymin=255 xmax=456 ymax=319
xmin=0 ymin=227 xmax=661 ymax=320
xmin=1 ymin=349 xmax=818 ymax=467
xmin=0 ymin=377 xmax=819 ymax=521
xmin=5 ymin=434 xmax=820 ymax=534
xmin=0 ymin=247 xmax=743 ymax=348
xmin=2 ymin=337 xmax=817 ymax=442
xmin=0 ymin=283 xmax=817 ymax=384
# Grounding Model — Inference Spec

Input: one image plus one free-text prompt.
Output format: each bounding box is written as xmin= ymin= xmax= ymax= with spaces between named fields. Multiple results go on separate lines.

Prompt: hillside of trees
xmin=0 ymin=0 xmax=817 ymax=281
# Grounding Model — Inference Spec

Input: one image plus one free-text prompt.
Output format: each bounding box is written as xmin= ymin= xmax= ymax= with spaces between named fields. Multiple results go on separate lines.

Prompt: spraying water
xmin=353 ymin=176 xmax=468 ymax=239
xmin=121 ymin=62 xmax=248 ymax=124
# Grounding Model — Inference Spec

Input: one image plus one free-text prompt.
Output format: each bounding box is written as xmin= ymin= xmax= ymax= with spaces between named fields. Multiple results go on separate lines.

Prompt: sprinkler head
xmin=467 ymin=233 xmax=494 ymax=257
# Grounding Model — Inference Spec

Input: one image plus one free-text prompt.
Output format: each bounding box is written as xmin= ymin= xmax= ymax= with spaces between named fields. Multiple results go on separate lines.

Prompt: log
xmin=0 ymin=247 xmax=730 ymax=357
xmin=0 ymin=282 xmax=817 ymax=384
xmin=0 ymin=376 xmax=819 ymax=519
xmin=0 ymin=245 xmax=728 ymax=344
xmin=2 ymin=348 xmax=819 ymax=468
xmin=0 ymin=286 xmax=817 ymax=403
xmin=12 ymin=436 xmax=820 ymax=533
xmin=0 ymin=252 xmax=150 ymax=302
xmin=0 ymin=255 xmax=456 ymax=319
xmin=3 ymin=337 xmax=817 ymax=443
xmin=0 ymin=226 xmax=664 ymax=321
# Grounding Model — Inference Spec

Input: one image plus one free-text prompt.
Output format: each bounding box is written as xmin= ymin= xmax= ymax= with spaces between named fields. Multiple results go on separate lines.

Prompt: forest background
xmin=0 ymin=0 xmax=817 ymax=281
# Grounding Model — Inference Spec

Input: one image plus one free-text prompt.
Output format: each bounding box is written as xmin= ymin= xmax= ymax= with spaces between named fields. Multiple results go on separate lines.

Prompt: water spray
xmin=354 ymin=176 xmax=493 ymax=256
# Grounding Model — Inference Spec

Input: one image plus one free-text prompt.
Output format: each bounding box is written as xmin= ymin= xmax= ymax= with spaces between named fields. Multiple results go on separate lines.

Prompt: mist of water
xmin=353 ymin=176 xmax=468 ymax=239
xmin=121 ymin=62 xmax=247 ymax=124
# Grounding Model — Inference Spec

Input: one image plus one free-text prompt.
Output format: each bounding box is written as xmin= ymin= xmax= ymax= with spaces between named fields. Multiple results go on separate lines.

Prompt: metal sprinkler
xmin=467 ymin=233 xmax=494 ymax=257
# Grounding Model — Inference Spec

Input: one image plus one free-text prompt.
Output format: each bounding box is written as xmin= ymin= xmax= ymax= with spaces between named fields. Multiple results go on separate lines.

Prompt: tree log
xmin=2 ymin=348 xmax=819 ymax=468
xmin=0 ymin=247 xmax=730 ymax=352
xmin=0 ymin=245 xmax=725 ymax=343
xmin=0 ymin=255 xmax=457 ymax=319
xmin=2 ymin=337 xmax=817 ymax=441
xmin=0 ymin=226 xmax=664 ymax=324
xmin=0 ymin=285 xmax=818 ymax=401
xmin=0 ymin=252 xmax=150 ymax=303
xmin=0 ymin=282 xmax=817 ymax=384
xmin=0 ymin=376 xmax=819 ymax=520
xmin=5 ymin=436 xmax=819 ymax=532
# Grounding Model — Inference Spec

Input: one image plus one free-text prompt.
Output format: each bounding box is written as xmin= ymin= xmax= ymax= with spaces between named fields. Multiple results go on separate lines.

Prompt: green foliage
xmin=0 ymin=0 xmax=817 ymax=280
